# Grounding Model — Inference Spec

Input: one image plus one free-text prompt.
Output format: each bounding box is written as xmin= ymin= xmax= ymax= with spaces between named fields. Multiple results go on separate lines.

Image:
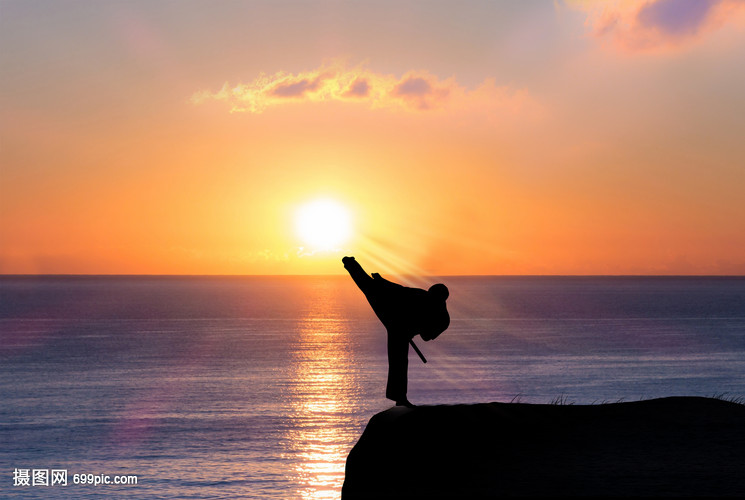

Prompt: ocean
xmin=1 ymin=275 xmax=744 ymax=498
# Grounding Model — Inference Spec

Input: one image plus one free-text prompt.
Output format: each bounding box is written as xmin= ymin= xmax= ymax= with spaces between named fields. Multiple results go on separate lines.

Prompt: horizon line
xmin=1 ymin=273 xmax=744 ymax=278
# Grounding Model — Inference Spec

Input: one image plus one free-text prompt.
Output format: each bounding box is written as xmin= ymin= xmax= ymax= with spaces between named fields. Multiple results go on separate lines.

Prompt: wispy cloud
xmin=344 ymin=78 xmax=370 ymax=98
xmin=567 ymin=0 xmax=745 ymax=52
xmin=270 ymin=75 xmax=326 ymax=97
xmin=191 ymin=62 xmax=536 ymax=115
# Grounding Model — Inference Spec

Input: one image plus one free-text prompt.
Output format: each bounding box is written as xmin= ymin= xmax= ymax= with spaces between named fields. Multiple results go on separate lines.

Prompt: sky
xmin=1 ymin=0 xmax=744 ymax=275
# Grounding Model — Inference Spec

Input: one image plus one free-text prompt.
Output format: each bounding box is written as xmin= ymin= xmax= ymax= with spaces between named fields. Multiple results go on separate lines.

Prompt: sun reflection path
xmin=284 ymin=280 xmax=364 ymax=500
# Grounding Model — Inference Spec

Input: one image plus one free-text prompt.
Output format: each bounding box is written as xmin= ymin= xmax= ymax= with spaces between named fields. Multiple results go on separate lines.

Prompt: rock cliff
xmin=342 ymin=397 xmax=745 ymax=498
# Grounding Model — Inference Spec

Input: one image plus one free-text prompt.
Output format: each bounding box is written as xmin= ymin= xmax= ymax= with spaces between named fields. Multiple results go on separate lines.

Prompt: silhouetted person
xmin=343 ymin=256 xmax=449 ymax=407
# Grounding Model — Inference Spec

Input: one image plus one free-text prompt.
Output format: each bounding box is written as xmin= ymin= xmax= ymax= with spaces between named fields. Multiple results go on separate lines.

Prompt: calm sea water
xmin=1 ymin=275 xmax=744 ymax=498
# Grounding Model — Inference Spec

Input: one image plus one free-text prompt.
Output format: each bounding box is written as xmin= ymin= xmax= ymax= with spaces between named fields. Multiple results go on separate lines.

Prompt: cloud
xmin=270 ymin=75 xmax=326 ymax=97
xmin=395 ymin=77 xmax=432 ymax=96
xmin=191 ymin=62 xmax=536 ymax=115
xmin=567 ymin=0 xmax=745 ymax=52
xmin=638 ymin=0 xmax=715 ymax=36
xmin=344 ymin=78 xmax=370 ymax=98
xmin=392 ymin=76 xmax=451 ymax=110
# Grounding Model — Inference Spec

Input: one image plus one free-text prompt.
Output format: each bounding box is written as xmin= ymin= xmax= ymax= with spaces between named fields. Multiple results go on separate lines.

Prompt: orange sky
xmin=1 ymin=0 xmax=744 ymax=275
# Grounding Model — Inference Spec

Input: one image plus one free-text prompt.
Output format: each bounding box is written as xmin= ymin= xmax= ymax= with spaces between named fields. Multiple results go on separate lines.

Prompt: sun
xmin=294 ymin=198 xmax=353 ymax=250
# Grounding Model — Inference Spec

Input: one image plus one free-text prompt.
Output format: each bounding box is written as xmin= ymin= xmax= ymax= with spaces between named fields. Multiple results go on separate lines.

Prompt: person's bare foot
xmin=396 ymin=399 xmax=416 ymax=408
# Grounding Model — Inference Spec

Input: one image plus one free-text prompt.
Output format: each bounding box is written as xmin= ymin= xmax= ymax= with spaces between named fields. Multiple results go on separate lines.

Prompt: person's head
xmin=428 ymin=283 xmax=449 ymax=301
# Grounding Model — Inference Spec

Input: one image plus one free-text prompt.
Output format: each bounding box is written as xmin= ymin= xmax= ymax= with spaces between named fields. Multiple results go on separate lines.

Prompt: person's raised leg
xmin=342 ymin=256 xmax=374 ymax=294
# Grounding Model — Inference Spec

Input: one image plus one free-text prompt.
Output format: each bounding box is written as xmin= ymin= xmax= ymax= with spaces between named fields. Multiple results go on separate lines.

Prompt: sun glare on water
xmin=294 ymin=198 xmax=353 ymax=250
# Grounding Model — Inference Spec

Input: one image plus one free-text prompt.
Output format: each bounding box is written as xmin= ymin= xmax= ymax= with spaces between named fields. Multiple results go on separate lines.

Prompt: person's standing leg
xmin=385 ymin=329 xmax=411 ymax=406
